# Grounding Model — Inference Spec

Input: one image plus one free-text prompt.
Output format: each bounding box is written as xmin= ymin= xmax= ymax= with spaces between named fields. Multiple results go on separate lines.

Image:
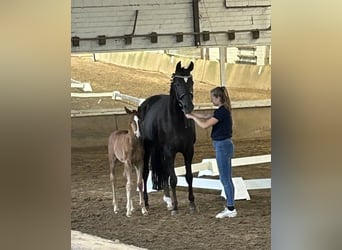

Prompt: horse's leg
xmin=124 ymin=162 xmax=133 ymax=217
xmin=183 ymin=148 xmax=196 ymax=213
xmin=169 ymin=169 xmax=178 ymax=216
xmin=162 ymin=176 xmax=173 ymax=210
xmin=164 ymin=149 xmax=178 ymax=215
xmin=142 ymin=146 xmax=150 ymax=209
xmin=153 ymin=148 xmax=172 ymax=210
xmin=135 ymin=164 xmax=148 ymax=215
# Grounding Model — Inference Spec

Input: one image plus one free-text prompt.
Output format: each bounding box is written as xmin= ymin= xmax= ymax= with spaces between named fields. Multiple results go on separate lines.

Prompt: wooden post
xmin=219 ymin=47 xmax=227 ymax=86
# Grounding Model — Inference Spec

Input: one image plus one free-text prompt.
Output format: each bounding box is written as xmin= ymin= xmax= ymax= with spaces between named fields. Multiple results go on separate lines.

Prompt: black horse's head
xmin=171 ymin=61 xmax=194 ymax=114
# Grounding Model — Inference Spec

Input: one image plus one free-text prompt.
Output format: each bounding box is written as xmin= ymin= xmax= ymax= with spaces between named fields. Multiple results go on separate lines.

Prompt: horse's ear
xmin=124 ymin=106 xmax=132 ymax=114
xmin=176 ymin=61 xmax=182 ymax=72
xmin=187 ymin=61 xmax=194 ymax=72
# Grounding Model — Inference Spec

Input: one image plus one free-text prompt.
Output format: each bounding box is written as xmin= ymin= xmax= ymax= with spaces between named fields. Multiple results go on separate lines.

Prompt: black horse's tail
xmin=150 ymin=147 xmax=165 ymax=191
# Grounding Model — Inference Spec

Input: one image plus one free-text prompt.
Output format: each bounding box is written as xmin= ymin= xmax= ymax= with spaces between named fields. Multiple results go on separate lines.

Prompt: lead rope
xmin=184 ymin=114 xmax=190 ymax=128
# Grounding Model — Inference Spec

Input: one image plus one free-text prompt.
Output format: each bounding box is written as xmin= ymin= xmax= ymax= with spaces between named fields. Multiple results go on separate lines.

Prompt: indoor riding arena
xmin=71 ymin=1 xmax=271 ymax=249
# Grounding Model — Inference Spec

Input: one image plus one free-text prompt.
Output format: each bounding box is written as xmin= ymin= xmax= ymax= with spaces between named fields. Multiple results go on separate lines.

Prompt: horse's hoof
xmin=189 ymin=207 xmax=197 ymax=214
xmin=189 ymin=204 xmax=197 ymax=214
xmin=163 ymin=196 xmax=173 ymax=210
xmin=126 ymin=213 xmax=132 ymax=217
xmin=171 ymin=210 xmax=178 ymax=216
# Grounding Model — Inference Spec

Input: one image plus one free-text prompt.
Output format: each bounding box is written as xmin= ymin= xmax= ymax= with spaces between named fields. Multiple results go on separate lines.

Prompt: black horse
xmin=138 ymin=61 xmax=196 ymax=215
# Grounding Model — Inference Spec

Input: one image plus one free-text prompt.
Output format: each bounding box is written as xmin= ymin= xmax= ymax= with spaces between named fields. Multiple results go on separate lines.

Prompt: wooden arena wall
xmin=95 ymin=51 xmax=271 ymax=90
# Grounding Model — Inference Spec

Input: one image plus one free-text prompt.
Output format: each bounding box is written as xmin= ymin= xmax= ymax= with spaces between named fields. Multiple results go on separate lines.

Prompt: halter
xmin=172 ymin=74 xmax=193 ymax=101
xmin=172 ymin=74 xmax=192 ymax=83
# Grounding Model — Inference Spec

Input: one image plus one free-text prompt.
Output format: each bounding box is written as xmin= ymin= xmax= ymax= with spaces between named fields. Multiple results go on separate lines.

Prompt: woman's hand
xmin=185 ymin=112 xmax=218 ymax=129
xmin=185 ymin=113 xmax=194 ymax=119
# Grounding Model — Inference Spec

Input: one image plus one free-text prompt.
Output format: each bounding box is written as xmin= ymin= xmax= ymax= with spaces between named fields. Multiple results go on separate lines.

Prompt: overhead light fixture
xmin=150 ymin=32 xmax=158 ymax=43
xmin=251 ymin=29 xmax=259 ymax=39
xmin=227 ymin=30 xmax=235 ymax=40
xmin=124 ymin=35 xmax=132 ymax=45
xmin=176 ymin=32 xmax=183 ymax=42
xmin=71 ymin=36 xmax=80 ymax=47
xmin=97 ymin=35 xmax=106 ymax=45
xmin=202 ymin=31 xmax=210 ymax=41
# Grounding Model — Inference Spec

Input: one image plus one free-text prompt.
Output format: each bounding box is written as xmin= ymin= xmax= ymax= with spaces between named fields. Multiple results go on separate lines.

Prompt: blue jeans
xmin=213 ymin=138 xmax=235 ymax=207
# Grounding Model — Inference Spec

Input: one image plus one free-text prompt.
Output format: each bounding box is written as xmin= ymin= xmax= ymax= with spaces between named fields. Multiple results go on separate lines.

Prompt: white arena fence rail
xmin=71 ymin=79 xmax=93 ymax=92
xmin=71 ymin=90 xmax=271 ymax=117
xmin=145 ymin=154 xmax=271 ymax=201
xmin=71 ymin=90 xmax=145 ymax=107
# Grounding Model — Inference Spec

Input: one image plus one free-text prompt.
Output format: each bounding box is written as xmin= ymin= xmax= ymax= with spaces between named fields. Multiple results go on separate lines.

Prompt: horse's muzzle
xmin=182 ymin=103 xmax=194 ymax=114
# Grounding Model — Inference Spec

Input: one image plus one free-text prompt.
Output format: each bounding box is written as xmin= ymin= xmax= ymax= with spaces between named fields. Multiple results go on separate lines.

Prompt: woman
xmin=185 ymin=86 xmax=236 ymax=218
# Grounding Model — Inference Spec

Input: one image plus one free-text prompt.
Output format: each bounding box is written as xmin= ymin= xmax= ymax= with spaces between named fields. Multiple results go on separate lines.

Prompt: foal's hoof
xmin=170 ymin=210 xmax=178 ymax=216
xmin=141 ymin=208 xmax=148 ymax=216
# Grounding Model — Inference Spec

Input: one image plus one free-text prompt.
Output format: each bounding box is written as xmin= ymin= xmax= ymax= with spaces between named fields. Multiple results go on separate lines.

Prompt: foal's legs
xmin=135 ymin=165 xmax=148 ymax=215
xmin=124 ymin=162 xmax=134 ymax=217
xmin=109 ymin=155 xmax=119 ymax=214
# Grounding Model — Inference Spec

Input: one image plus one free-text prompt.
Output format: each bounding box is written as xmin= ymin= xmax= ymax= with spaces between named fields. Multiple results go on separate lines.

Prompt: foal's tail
xmin=150 ymin=147 xmax=165 ymax=191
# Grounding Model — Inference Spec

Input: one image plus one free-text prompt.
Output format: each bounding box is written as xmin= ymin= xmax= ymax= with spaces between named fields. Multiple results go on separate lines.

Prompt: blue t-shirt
xmin=211 ymin=106 xmax=232 ymax=140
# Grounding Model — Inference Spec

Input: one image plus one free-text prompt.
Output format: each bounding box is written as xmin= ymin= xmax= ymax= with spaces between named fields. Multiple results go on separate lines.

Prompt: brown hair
xmin=210 ymin=86 xmax=232 ymax=111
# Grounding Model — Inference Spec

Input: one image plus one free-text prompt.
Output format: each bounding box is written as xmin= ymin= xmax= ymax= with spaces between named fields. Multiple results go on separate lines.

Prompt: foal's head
xmin=171 ymin=61 xmax=195 ymax=114
xmin=124 ymin=107 xmax=141 ymax=138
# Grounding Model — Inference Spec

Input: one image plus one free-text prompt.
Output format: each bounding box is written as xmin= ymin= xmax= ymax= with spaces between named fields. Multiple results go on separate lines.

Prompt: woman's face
xmin=211 ymin=94 xmax=221 ymax=106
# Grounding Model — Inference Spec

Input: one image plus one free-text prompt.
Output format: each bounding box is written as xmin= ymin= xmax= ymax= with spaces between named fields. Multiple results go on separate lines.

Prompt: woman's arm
xmin=191 ymin=112 xmax=213 ymax=119
xmin=185 ymin=113 xmax=218 ymax=129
